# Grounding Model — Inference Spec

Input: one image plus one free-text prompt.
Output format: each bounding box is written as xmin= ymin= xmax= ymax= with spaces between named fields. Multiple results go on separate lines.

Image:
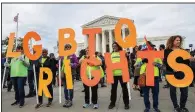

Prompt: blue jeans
xmin=11 ymin=77 xmax=26 ymax=105
xmin=143 ymin=77 xmax=159 ymax=109
xmin=62 ymin=78 xmax=74 ymax=101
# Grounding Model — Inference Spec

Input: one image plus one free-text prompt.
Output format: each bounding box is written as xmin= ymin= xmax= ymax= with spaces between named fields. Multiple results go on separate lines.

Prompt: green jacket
xmin=140 ymin=58 xmax=162 ymax=77
xmin=111 ymin=52 xmax=123 ymax=76
xmin=10 ymin=55 xmax=29 ymax=77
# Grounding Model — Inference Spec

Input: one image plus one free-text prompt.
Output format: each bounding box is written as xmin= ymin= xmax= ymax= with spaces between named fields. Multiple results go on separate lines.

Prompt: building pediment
xmin=82 ymin=15 xmax=133 ymax=28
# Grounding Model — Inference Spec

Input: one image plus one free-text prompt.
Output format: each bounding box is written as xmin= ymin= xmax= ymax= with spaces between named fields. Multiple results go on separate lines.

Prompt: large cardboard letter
xmin=80 ymin=28 xmax=102 ymax=86
xmin=82 ymin=28 xmax=101 ymax=56
xmin=166 ymin=49 xmax=193 ymax=87
xmin=63 ymin=59 xmax=73 ymax=89
xmin=115 ymin=18 xmax=136 ymax=48
xmin=80 ymin=58 xmax=101 ymax=87
xmin=6 ymin=33 xmax=21 ymax=58
xmin=105 ymin=51 xmax=129 ymax=84
xmin=58 ymin=28 xmax=77 ymax=56
xmin=137 ymin=51 xmax=164 ymax=86
xmin=38 ymin=67 xmax=53 ymax=98
xmin=23 ymin=31 xmax=42 ymax=60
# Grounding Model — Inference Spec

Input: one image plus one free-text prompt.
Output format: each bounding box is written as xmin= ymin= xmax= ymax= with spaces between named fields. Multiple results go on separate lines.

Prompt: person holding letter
xmin=164 ymin=35 xmax=195 ymax=112
xmin=139 ymin=41 xmax=162 ymax=112
xmin=61 ymin=44 xmax=78 ymax=108
xmin=108 ymin=42 xmax=130 ymax=110
xmin=79 ymin=47 xmax=104 ymax=109
xmin=4 ymin=46 xmax=30 ymax=108
xmin=35 ymin=48 xmax=53 ymax=109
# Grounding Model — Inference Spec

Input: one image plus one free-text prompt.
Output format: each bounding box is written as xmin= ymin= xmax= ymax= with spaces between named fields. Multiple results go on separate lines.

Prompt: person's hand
xmin=18 ymin=55 xmax=25 ymax=62
xmin=56 ymin=64 xmax=59 ymax=68
xmin=153 ymin=62 xmax=156 ymax=66
xmin=4 ymin=62 xmax=9 ymax=67
xmin=189 ymin=57 xmax=195 ymax=62
xmin=70 ymin=63 xmax=73 ymax=67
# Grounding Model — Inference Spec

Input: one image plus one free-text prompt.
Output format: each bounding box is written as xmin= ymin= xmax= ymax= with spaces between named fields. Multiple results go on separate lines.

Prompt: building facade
xmin=76 ymin=42 xmax=85 ymax=56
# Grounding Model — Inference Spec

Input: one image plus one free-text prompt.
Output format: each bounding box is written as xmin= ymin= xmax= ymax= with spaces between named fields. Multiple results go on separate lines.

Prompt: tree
xmin=1 ymin=37 xmax=23 ymax=54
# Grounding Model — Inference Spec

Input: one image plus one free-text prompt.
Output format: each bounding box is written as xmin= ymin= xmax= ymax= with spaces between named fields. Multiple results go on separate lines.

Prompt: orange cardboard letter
xmin=115 ymin=18 xmax=136 ymax=48
xmin=38 ymin=67 xmax=53 ymax=98
xmin=82 ymin=28 xmax=102 ymax=56
xmin=23 ymin=31 xmax=42 ymax=60
xmin=80 ymin=28 xmax=102 ymax=87
xmin=80 ymin=58 xmax=101 ymax=87
xmin=105 ymin=51 xmax=129 ymax=84
xmin=63 ymin=59 xmax=73 ymax=89
xmin=6 ymin=33 xmax=21 ymax=58
xmin=166 ymin=49 xmax=193 ymax=87
xmin=137 ymin=51 xmax=164 ymax=86
xmin=59 ymin=28 xmax=77 ymax=56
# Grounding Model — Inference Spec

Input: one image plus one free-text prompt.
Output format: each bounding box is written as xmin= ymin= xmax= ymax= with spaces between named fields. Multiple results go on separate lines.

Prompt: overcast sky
xmin=2 ymin=4 xmax=195 ymax=53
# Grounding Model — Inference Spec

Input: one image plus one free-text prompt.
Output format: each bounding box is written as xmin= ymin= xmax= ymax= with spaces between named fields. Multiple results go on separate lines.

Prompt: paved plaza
xmin=2 ymin=79 xmax=195 ymax=112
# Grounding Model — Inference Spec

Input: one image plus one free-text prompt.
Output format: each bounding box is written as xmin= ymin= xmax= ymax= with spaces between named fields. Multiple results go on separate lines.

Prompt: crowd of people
xmin=1 ymin=35 xmax=195 ymax=112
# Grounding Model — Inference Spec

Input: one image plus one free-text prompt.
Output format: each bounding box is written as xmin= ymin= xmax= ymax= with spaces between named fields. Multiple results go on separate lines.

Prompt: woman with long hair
xmin=164 ymin=35 xmax=195 ymax=112
xmin=130 ymin=46 xmax=139 ymax=74
xmin=108 ymin=42 xmax=130 ymax=110
xmin=132 ymin=45 xmax=142 ymax=90
xmin=133 ymin=45 xmax=143 ymax=97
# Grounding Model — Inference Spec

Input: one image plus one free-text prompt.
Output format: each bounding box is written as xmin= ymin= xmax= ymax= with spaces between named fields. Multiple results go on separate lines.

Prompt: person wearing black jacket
xmin=49 ymin=53 xmax=58 ymax=86
xmin=25 ymin=50 xmax=40 ymax=98
xmin=35 ymin=48 xmax=53 ymax=109
xmin=164 ymin=35 xmax=195 ymax=112
xmin=190 ymin=51 xmax=195 ymax=85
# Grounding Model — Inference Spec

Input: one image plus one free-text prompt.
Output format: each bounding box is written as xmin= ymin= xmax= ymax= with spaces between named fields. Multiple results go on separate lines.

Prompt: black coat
xmin=164 ymin=49 xmax=190 ymax=79
xmin=49 ymin=58 xmax=58 ymax=72
xmin=36 ymin=56 xmax=52 ymax=80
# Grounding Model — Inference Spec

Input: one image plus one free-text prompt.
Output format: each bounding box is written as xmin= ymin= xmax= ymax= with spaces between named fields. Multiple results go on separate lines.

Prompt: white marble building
xmin=76 ymin=42 xmax=85 ymax=56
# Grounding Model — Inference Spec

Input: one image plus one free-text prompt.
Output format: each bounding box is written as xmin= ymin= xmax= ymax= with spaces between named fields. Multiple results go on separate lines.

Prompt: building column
xmin=109 ymin=29 xmax=113 ymax=52
xmin=96 ymin=33 xmax=100 ymax=52
xmin=122 ymin=28 xmax=126 ymax=40
xmin=102 ymin=30 xmax=106 ymax=55
xmin=84 ymin=35 xmax=88 ymax=48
